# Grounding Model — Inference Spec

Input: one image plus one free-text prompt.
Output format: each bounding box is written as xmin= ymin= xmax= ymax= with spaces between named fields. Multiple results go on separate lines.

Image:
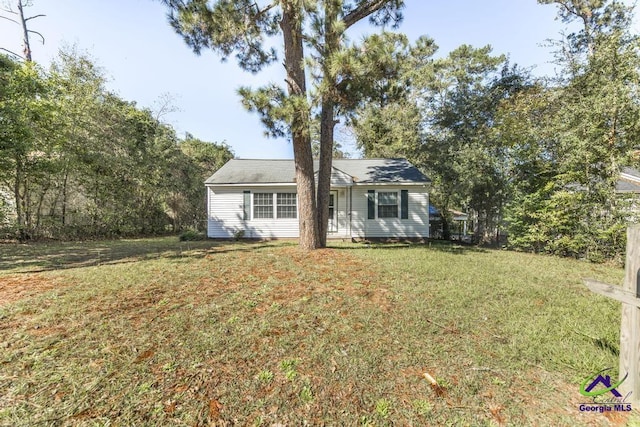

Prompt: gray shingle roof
xmin=616 ymin=179 xmax=640 ymax=193
xmin=205 ymin=158 xmax=430 ymax=185
xmin=622 ymin=167 xmax=640 ymax=179
xmin=617 ymin=167 xmax=640 ymax=193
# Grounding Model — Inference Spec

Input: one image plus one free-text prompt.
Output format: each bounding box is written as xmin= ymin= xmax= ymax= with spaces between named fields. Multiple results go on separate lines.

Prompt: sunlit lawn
xmin=0 ymin=237 xmax=635 ymax=425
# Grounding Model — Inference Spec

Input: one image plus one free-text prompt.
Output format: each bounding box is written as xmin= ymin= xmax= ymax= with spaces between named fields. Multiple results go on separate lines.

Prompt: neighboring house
xmin=205 ymin=158 xmax=431 ymax=239
xmin=617 ymin=167 xmax=640 ymax=194
xmin=428 ymin=205 xmax=470 ymax=241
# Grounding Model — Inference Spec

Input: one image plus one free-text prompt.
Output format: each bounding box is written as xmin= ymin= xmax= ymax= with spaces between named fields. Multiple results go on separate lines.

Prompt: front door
xmin=328 ymin=191 xmax=338 ymax=233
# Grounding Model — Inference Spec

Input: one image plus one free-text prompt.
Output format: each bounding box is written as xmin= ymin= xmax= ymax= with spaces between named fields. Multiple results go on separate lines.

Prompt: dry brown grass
xmin=0 ymin=238 xmax=637 ymax=426
xmin=0 ymin=274 xmax=73 ymax=306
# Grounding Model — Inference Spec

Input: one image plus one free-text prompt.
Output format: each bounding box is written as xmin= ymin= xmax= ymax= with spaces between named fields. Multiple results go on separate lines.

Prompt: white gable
xmin=314 ymin=167 xmax=353 ymax=187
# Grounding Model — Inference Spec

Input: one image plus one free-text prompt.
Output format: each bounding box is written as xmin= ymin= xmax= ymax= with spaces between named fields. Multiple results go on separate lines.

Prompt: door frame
xmin=328 ymin=190 xmax=338 ymax=233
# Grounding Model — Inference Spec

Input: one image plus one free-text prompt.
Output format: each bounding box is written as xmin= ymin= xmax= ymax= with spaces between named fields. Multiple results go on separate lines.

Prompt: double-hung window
xmin=251 ymin=192 xmax=297 ymax=219
xmin=377 ymin=191 xmax=399 ymax=218
xmin=253 ymin=193 xmax=273 ymax=219
xmin=277 ymin=193 xmax=297 ymax=219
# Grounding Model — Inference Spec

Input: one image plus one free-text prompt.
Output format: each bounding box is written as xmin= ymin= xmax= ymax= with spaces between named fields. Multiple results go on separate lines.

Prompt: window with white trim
xmin=253 ymin=193 xmax=273 ymax=218
xmin=277 ymin=193 xmax=297 ymax=218
xmin=377 ymin=191 xmax=398 ymax=218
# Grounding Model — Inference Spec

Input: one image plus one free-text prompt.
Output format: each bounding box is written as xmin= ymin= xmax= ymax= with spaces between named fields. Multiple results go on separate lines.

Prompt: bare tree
xmin=0 ymin=0 xmax=45 ymax=61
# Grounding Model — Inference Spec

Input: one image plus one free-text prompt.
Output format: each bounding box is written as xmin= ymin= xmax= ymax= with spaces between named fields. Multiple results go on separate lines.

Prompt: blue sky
xmin=0 ymin=1 xmax=596 ymax=158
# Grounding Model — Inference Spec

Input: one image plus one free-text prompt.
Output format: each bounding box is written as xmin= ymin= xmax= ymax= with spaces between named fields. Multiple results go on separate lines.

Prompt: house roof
xmin=205 ymin=158 xmax=430 ymax=185
xmin=617 ymin=167 xmax=640 ymax=193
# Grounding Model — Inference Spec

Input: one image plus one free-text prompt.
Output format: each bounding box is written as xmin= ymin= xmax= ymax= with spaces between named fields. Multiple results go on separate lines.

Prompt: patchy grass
xmin=0 ymin=236 xmax=262 ymax=274
xmin=0 ymin=238 xmax=636 ymax=425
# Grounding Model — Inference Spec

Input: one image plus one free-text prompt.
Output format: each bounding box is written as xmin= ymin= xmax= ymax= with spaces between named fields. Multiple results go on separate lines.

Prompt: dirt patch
xmin=0 ymin=274 xmax=66 ymax=306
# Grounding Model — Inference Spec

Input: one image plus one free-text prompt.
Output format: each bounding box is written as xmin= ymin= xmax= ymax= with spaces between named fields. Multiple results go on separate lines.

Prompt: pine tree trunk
xmin=281 ymin=1 xmax=319 ymax=250
xmin=317 ymin=3 xmax=340 ymax=248
xmin=317 ymin=100 xmax=334 ymax=248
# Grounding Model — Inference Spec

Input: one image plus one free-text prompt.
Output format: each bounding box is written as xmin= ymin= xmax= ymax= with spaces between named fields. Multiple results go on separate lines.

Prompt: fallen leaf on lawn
xmin=423 ymin=372 xmax=448 ymax=397
xmin=164 ymin=400 xmax=176 ymax=414
xmin=134 ymin=349 xmax=155 ymax=363
xmin=209 ymin=398 xmax=223 ymax=419
xmin=174 ymin=384 xmax=189 ymax=393
xmin=489 ymin=404 xmax=505 ymax=426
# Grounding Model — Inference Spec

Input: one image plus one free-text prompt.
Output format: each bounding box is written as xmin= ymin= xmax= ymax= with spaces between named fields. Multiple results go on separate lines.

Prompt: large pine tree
xmin=161 ymin=0 xmax=404 ymax=249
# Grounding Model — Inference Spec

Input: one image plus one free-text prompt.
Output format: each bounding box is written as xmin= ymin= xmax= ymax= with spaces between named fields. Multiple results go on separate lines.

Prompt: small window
xmin=328 ymin=194 xmax=335 ymax=219
xmin=277 ymin=193 xmax=297 ymax=219
xmin=253 ymin=193 xmax=273 ymax=218
xmin=378 ymin=192 xmax=398 ymax=218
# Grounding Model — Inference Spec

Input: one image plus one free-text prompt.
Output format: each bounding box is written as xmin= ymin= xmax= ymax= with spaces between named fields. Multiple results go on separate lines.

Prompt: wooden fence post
xmin=584 ymin=225 xmax=640 ymax=406
xmin=619 ymin=226 xmax=640 ymax=404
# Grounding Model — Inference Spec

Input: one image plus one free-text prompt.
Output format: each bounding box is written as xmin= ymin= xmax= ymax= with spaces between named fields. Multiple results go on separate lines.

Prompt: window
xmin=253 ymin=193 xmax=273 ymax=218
xmin=251 ymin=193 xmax=297 ymax=219
xmin=328 ymin=194 xmax=335 ymax=221
xmin=328 ymin=193 xmax=336 ymax=232
xmin=277 ymin=193 xmax=297 ymax=219
xmin=378 ymin=191 xmax=398 ymax=218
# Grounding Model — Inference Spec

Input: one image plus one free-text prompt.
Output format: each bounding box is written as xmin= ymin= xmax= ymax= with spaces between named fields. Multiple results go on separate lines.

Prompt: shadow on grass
xmin=1 ymin=237 xmax=487 ymax=274
xmin=0 ymin=238 xmax=295 ymax=274
xmin=594 ymin=337 xmax=620 ymax=357
xmin=329 ymin=239 xmax=488 ymax=255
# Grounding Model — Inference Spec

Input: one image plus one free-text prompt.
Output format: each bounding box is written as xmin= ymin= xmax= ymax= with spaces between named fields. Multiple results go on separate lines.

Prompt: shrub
xmin=179 ymin=229 xmax=206 ymax=241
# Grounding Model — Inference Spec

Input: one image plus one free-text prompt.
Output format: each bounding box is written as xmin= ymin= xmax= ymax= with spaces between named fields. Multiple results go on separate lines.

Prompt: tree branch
xmin=555 ymin=0 xmax=577 ymax=19
xmin=285 ymin=75 xmax=303 ymax=94
xmin=0 ymin=7 xmax=17 ymax=14
xmin=343 ymin=0 xmax=388 ymax=30
xmin=27 ymin=29 xmax=45 ymax=44
xmin=0 ymin=47 xmax=22 ymax=58
xmin=252 ymin=1 xmax=276 ymax=19
xmin=24 ymin=13 xmax=46 ymax=21
xmin=0 ymin=14 xmax=19 ymax=25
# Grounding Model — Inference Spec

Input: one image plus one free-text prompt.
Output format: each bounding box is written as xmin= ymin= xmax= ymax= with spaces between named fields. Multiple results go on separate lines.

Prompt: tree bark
xmin=17 ymin=0 xmax=32 ymax=62
xmin=281 ymin=1 xmax=319 ymax=250
xmin=317 ymin=100 xmax=334 ymax=247
xmin=61 ymin=168 xmax=68 ymax=226
xmin=316 ymin=2 xmax=340 ymax=248
xmin=13 ymin=156 xmax=24 ymax=237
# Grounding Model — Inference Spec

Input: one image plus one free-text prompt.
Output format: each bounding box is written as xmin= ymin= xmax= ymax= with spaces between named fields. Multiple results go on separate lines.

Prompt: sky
xmin=0 ymin=0 xmax=596 ymax=159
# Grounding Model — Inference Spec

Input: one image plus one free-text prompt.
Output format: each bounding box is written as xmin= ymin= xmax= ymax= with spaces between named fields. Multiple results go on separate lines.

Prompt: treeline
xmin=349 ymin=0 xmax=640 ymax=261
xmin=0 ymin=50 xmax=233 ymax=240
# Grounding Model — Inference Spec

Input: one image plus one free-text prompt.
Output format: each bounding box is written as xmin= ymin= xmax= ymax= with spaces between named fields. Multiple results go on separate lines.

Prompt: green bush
xmin=179 ymin=229 xmax=206 ymax=241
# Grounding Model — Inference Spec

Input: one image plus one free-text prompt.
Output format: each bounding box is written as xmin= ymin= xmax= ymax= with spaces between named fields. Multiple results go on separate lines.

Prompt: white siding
xmin=208 ymin=186 xmax=299 ymax=238
xmin=331 ymin=169 xmax=353 ymax=186
xmin=351 ymin=186 xmax=429 ymax=238
xmin=208 ymin=184 xmax=430 ymax=239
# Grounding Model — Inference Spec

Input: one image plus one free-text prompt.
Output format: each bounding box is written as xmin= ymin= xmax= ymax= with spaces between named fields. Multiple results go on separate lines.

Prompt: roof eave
xmin=206 ymin=182 xmax=296 ymax=187
xmin=352 ymin=181 xmax=431 ymax=186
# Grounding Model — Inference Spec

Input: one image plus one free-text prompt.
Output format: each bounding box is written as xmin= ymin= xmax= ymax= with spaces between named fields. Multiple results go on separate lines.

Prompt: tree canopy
xmin=1 ymin=0 xmax=639 ymax=261
xmin=0 ymin=50 xmax=233 ymax=240
xmin=348 ymin=0 xmax=640 ymax=260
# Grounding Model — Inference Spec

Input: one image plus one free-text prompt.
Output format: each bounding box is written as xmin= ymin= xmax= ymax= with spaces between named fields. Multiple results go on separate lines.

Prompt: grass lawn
xmin=0 ymin=237 xmax=636 ymax=425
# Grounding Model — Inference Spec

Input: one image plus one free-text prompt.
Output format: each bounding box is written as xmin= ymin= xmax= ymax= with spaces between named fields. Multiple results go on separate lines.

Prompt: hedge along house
xmin=205 ymin=158 xmax=431 ymax=239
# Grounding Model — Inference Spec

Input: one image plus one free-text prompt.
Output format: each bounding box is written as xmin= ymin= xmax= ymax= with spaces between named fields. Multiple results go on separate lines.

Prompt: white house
xmin=205 ymin=158 xmax=431 ymax=239
xmin=617 ymin=167 xmax=640 ymax=193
